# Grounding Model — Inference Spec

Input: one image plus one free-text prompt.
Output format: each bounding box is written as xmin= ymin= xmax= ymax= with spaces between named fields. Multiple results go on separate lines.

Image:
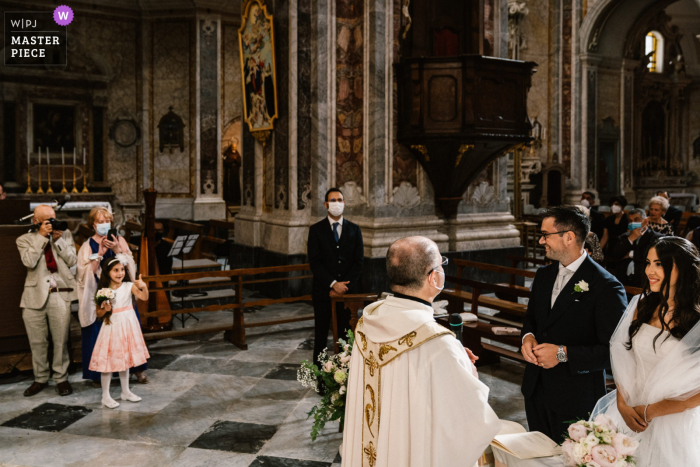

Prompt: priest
xmin=341 ymin=236 xmax=501 ymax=467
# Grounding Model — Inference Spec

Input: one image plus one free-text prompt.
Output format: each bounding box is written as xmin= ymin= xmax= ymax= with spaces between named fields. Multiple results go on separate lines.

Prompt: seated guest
xmin=657 ymin=190 xmax=682 ymax=233
xmin=580 ymin=191 xmax=605 ymax=240
xmin=577 ymin=205 xmax=604 ymax=263
xmin=610 ymin=208 xmax=663 ymax=287
xmin=600 ymin=195 xmax=628 ymax=253
xmin=684 ymin=216 xmax=700 ymax=250
xmin=647 ymin=196 xmax=674 ymax=236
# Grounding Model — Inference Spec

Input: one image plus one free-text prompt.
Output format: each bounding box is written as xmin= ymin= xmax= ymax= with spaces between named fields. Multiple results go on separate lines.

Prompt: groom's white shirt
xmin=522 ymin=250 xmax=588 ymax=343
xmin=341 ymin=295 xmax=501 ymax=467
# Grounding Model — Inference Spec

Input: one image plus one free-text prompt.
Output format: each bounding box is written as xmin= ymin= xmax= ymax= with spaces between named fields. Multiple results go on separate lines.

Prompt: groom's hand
xmin=532 ymin=343 xmax=562 ymax=369
xmin=521 ymin=335 xmax=539 ymax=365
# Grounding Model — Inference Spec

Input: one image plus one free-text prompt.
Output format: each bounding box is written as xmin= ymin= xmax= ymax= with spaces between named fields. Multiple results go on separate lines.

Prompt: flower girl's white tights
xmin=101 ymin=369 xmax=142 ymax=409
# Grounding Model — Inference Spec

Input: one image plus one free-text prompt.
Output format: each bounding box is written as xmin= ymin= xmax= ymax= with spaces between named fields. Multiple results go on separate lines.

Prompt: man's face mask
xmin=327 ymin=201 xmax=344 ymax=217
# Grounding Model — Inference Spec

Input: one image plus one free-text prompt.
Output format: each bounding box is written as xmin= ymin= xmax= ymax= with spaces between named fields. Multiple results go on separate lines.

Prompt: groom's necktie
xmin=551 ymin=267 xmax=573 ymax=308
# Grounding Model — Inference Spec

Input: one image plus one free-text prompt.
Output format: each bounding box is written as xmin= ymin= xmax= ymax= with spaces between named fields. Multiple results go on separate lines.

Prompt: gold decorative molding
xmin=409 ymin=144 xmax=430 ymax=161
xmin=455 ymin=144 xmax=474 ymax=167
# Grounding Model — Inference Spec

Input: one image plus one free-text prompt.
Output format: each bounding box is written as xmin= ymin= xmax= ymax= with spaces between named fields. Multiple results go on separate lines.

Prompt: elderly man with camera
xmin=16 ymin=204 xmax=77 ymax=397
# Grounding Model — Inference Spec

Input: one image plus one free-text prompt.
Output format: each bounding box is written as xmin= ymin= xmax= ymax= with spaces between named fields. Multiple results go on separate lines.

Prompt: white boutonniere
xmin=572 ymin=280 xmax=589 ymax=294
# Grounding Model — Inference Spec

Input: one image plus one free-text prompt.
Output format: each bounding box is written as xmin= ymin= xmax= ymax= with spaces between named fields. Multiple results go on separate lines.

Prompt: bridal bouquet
xmin=95 ymin=288 xmax=116 ymax=325
xmin=562 ymin=415 xmax=639 ymax=467
xmin=297 ymin=329 xmax=354 ymax=441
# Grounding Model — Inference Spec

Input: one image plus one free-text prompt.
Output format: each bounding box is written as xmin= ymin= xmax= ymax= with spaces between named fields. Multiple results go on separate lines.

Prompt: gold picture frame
xmin=238 ymin=0 xmax=279 ymax=135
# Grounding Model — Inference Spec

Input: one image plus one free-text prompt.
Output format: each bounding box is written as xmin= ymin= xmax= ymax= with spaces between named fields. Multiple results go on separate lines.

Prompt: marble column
xmin=579 ymin=53 xmax=602 ymax=201
xmin=194 ymin=16 xmax=227 ymax=220
xmin=620 ymin=59 xmax=637 ymax=203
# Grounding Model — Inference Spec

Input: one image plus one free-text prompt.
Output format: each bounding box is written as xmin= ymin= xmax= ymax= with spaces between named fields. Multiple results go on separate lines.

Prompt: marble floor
xmin=0 ymin=302 xmax=527 ymax=467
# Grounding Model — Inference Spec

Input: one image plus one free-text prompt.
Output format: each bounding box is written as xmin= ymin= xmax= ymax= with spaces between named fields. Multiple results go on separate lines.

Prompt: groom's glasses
xmin=427 ymin=256 xmax=449 ymax=276
xmin=539 ymin=230 xmax=571 ymax=241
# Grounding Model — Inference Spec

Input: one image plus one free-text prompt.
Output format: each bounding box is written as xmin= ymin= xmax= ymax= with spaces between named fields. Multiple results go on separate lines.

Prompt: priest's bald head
xmin=386 ymin=236 xmax=446 ymax=303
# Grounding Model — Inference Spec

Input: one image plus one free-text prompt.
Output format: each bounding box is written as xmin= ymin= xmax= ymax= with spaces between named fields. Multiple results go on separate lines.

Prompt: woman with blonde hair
xmin=647 ymin=196 xmax=674 ymax=236
xmin=76 ymin=206 xmax=148 ymax=386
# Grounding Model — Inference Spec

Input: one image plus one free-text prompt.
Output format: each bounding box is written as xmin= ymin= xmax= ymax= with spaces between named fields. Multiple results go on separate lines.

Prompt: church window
xmin=645 ymin=31 xmax=664 ymax=73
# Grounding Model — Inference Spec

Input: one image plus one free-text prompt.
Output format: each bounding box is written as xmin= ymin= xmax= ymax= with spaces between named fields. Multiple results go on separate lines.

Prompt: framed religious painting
xmin=238 ymin=0 xmax=279 ymax=134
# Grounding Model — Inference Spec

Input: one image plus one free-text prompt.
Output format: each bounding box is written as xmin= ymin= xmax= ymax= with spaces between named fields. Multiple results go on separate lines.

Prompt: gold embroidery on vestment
xmin=365 ymin=384 xmax=376 ymax=437
xmin=364 ymin=351 xmax=379 ymax=377
xmin=364 ymin=441 xmax=377 ymax=467
xmin=357 ymin=331 xmax=368 ymax=351
xmin=378 ymin=344 xmax=397 ymax=361
xmin=398 ymin=331 xmax=417 ymax=347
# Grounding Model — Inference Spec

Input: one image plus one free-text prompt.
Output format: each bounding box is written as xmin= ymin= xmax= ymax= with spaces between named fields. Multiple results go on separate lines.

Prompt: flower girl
xmin=89 ymin=257 xmax=150 ymax=408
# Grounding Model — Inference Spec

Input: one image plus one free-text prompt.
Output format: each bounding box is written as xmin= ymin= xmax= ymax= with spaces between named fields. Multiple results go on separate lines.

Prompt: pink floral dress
xmin=89 ymin=282 xmax=150 ymax=373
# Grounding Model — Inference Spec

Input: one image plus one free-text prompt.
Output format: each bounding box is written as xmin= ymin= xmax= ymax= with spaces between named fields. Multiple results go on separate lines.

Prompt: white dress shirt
xmin=328 ymin=216 xmax=344 ymax=288
xmin=523 ymin=250 xmax=587 ymax=343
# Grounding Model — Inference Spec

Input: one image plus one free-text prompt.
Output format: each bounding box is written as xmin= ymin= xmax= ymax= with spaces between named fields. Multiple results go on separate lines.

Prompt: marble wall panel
xmin=597 ymin=69 xmax=621 ymax=124
xmin=335 ymin=0 xmax=364 ymax=189
xmin=562 ymin=0 xmax=573 ymax=176
xmin=74 ymin=17 xmax=140 ymax=203
xmin=242 ymin=126 xmax=256 ymax=207
xmin=199 ymin=19 xmax=219 ymax=195
xmin=152 ymin=21 xmax=192 ymax=196
xmin=223 ymin=24 xmax=243 ymax=128
xmin=297 ymin=0 xmax=313 ymax=210
xmin=274 ymin=0 xmax=290 ymax=210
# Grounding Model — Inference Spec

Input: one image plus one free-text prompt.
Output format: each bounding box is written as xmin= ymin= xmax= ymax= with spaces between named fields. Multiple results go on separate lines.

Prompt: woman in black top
xmin=600 ymin=195 xmax=629 ymax=254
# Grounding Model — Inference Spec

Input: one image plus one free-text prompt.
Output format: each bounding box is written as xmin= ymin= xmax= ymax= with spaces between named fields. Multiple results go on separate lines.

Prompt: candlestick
xmin=60 ymin=148 xmax=67 ymax=193
xmin=37 ymin=147 xmax=44 ymax=194
xmin=82 ymin=148 xmax=89 ymax=193
xmin=25 ymin=150 xmax=33 ymax=194
xmin=46 ymin=148 xmax=54 ymax=194
xmin=71 ymin=148 xmax=78 ymax=193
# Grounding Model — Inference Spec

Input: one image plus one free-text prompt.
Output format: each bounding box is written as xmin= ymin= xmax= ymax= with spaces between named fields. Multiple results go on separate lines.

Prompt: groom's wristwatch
xmin=556 ymin=345 xmax=568 ymax=363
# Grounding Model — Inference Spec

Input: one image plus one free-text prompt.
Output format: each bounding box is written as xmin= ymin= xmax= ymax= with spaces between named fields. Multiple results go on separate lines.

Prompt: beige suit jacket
xmin=16 ymin=230 xmax=78 ymax=309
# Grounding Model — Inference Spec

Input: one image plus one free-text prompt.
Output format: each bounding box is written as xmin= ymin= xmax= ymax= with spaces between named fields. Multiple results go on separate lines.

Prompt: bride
xmin=592 ymin=236 xmax=700 ymax=465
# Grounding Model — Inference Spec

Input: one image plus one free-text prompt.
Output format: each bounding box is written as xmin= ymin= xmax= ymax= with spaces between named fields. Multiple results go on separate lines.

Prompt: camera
xmin=29 ymin=218 xmax=69 ymax=232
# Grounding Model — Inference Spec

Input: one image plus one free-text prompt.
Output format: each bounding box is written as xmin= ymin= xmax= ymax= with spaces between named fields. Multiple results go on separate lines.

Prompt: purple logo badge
xmin=53 ymin=5 xmax=74 ymax=26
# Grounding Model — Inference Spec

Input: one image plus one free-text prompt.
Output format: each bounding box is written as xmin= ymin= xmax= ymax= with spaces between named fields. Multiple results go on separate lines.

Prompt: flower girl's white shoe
xmin=121 ymin=391 xmax=142 ymax=402
xmin=102 ymin=397 xmax=120 ymax=409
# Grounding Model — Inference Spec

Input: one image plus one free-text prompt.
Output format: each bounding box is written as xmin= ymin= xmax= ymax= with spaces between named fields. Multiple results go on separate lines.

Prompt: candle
xmin=83 ymin=147 xmax=86 ymax=166
xmin=47 ymin=147 xmax=50 ymax=167
xmin=38 ymin=148 xmax=41 ymax=168
xmin=62 ymin=147 xmax=65 ymax=166
xmin=73 ymin=148 xmax=76 ymax=167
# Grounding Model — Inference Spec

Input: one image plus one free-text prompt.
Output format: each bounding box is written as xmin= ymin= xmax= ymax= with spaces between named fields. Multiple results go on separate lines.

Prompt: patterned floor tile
xmin=264 ymin=364 xmax=301 ymax=381
xmin=2 ymin=403 xmax=92 ymax=432
xmin=249 ymin=456 xmax=332 ymax=467
xmin=189 ymin=420 xmax=278 ymax=454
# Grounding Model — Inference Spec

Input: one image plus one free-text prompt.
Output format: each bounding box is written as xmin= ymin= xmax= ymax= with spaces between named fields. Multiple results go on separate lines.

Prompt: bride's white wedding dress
xmin=592 ymin=295 xmax=700 ymax=466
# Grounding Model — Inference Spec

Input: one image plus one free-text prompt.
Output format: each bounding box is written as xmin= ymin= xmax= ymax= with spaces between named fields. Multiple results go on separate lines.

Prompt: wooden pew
xmin=201 ymin=219 xmax=235 ymax=262
xmin=122 ymin=220 xmax=143 ymax=255
xmin=330 ymin=293 xmax=381 ymax=353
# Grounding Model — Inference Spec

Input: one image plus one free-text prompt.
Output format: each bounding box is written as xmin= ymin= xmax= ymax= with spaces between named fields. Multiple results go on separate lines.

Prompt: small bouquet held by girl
xmin=95 ymin=288 xmax=116 ymax=324
xmin=562 ymin=415 xmax=639 ymax=467
xmin=297 ymin=330 xmax=354 ymax=441
xmin=89 ymin=255 xmax=150 ymax=409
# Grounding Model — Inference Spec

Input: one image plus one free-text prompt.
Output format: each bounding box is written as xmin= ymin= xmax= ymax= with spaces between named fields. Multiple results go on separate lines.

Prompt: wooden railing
xmin=140 ymin=264 xmax=314 ymax=349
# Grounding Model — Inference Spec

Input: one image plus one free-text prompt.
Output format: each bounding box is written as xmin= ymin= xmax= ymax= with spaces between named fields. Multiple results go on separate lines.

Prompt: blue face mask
xmin=628 ymin=222 xmax=642 ymax=231
xmin=96 ymin=222 xmax=111 ymax=236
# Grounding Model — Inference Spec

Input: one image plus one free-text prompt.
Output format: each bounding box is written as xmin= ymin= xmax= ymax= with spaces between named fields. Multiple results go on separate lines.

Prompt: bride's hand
xmin=618 ymin=400 xmax=648 ymax=433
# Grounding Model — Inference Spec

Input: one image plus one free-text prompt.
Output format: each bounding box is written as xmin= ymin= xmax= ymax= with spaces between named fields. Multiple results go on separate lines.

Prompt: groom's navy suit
xmin=521 ymin=254 xmax=627 ymax=441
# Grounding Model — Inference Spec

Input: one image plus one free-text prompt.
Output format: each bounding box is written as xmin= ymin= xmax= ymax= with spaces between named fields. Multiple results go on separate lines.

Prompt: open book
xmin=490 ymin=431 xmax=561 ymax=459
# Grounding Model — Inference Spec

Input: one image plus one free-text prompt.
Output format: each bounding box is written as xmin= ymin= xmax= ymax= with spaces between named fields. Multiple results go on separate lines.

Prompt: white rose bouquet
xmin=297 ymin=329 xmax=354 ymax=441
xmin=562 ymin=415 xmax=639 ymax=467
xmin=94 ymin=288 xmax=116 ymax=325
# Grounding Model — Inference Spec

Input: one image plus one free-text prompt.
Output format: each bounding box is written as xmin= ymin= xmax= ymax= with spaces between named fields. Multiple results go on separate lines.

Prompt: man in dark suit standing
xmin=307 ymin=187 xmax=364 ymax=367
xmin=521 ymin=206 xmax=627 ymax=442
xmin=657 ymin=191 xmax=682 ymax=233
xmin=609 ymin=208 xmax=663 ymax=288
xmin=580 ymin=191 xmax=605 ymax=241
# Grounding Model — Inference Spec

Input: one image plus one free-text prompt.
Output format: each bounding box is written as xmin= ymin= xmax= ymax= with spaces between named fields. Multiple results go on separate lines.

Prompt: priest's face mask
xmin=427 ymin=256 xmax=448 ymax=292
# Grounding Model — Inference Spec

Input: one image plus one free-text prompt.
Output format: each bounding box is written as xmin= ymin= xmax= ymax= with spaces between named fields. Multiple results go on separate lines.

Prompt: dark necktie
xmin=333 ymin=222 xmax=340 ymax=243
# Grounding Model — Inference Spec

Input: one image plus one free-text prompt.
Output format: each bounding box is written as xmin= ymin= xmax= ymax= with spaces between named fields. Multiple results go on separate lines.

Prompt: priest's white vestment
xmin=341 ymin=295 xmax=501 ymax=467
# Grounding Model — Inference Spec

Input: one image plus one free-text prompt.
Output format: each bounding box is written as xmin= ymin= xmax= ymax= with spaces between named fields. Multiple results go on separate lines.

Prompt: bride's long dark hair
xmin=627 ymin=236 xmax=700 ymax=350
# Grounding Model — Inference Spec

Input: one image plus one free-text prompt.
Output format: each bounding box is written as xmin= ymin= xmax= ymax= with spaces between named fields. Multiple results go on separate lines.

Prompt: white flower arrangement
xmin=94 ymin=288 xmax=116 ymax=325
xmin=297 ymin=330 xmax=354 ymax=441
xmin=562 ymin=415 xmax=639 ymax=467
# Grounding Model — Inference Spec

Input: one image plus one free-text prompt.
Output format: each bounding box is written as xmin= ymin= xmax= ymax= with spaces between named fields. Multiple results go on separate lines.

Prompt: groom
xmin=521 ymin=206 xmax=627 ymax=442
